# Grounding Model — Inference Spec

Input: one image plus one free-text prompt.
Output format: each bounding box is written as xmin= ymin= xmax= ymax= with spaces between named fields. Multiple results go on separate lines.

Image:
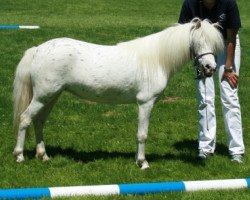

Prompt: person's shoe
xmin=197 ymin=150 xmax=212 ymax=161
xmin=231 ymin=154 xmax=243 ymax=163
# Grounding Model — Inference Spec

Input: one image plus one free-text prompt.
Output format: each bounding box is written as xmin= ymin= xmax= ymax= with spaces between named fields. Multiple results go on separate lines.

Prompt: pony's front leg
xmin=136 ymin=100 xmax=154 ymax=170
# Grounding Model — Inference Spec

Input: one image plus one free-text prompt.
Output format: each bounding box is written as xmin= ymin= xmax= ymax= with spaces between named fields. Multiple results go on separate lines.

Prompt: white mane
xmin=118 ymin=19 xmax=224 ymax=78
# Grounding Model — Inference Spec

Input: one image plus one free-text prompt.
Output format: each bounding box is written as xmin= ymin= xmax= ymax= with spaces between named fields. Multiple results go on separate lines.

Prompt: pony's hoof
xmin=13 ymin=149 xmax=25 ymax=162
xmin=42 ymin=154 xmax=50 ymax=162
xmin=36 ymin=152 xmax=50 ymax=162
xmin=16 ymin=154 xmax=25 ymax=163
xmin=140 ymin=160 xmax=150 ymax=170
xmin=136 ymin=160 xmax=150 ymax=170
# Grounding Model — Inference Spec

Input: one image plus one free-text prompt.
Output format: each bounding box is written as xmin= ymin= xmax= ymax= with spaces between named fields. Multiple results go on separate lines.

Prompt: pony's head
xmin=190 ymin=18 xmax=224 ymax=78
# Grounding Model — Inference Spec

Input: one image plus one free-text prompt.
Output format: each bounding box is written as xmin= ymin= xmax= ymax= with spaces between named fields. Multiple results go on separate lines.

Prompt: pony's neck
xmin=118 ymin=23 xmax=192 ymax=78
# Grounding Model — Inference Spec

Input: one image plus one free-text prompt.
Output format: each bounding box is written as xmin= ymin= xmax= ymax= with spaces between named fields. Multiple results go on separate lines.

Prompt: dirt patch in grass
xmin=160 ymin=97 xmax=180 ymax=103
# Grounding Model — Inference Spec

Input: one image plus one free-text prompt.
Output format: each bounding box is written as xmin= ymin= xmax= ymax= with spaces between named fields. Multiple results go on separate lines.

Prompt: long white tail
xmin=13 ymin=47 xmax=37 ymax=133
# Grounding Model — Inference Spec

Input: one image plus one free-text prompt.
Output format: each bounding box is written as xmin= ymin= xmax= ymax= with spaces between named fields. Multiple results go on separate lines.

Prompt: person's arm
xmin=221 ymin=29 xmax=239 ymax=88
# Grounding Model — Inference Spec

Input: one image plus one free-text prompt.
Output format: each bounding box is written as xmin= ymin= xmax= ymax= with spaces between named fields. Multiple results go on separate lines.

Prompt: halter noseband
xmin=194 ymin=52 xmax=214 ymax=65
xmin=193 ymin=52 xmax=215 ymax=79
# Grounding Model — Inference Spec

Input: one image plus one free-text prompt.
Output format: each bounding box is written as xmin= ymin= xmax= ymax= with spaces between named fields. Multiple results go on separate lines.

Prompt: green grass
xmin=1 ymin=0 xmax=250 ymax=199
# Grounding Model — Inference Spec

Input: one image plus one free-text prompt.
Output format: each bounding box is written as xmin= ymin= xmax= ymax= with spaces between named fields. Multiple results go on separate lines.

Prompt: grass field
xmin=1 ymin=0 xmax=250 ymax=199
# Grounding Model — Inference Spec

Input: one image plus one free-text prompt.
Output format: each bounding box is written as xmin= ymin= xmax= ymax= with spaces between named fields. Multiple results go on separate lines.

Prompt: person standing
xmin=178 ymin=0 xmax=245 ymax=163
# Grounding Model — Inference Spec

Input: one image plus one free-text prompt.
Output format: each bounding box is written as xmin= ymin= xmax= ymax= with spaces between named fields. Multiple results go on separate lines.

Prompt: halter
xmin=194 ymin=52 xmax=214 ymax=65
xmin=188 ymin=18 xmax=216 ymax=79
xmin=189 ymin=38 xmax=214 ymax=64
xmin=193 ymin=52 xmax=215 ymax=79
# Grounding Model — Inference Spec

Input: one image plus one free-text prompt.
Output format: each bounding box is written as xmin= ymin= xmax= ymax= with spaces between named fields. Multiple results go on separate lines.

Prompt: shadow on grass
xmin=26 ymin=146 xmax=135 ymax=163
xmin=25 ymin=146 xmax=182 ymax=166
xmin=172 ymin=139 xmax=229 ymax=165
xmin=25 ymin=139 xmax=228 ymax=166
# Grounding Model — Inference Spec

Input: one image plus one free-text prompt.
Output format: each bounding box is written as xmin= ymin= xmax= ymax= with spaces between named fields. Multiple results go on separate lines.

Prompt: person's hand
xmin=221 ymin=70 xmax=239 ymax=89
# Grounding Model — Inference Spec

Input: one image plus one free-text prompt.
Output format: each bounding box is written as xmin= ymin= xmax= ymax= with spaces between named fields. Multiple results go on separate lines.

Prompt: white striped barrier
xmin=0 ymin=25 xmax=40 ymax=29
xmin=0 ymin=178 xmax=249 ymax=199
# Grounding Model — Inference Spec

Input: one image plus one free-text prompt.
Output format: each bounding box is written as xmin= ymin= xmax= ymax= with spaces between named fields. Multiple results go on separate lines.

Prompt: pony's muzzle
xmin=204 ymin=64 xmax=216 ymax=77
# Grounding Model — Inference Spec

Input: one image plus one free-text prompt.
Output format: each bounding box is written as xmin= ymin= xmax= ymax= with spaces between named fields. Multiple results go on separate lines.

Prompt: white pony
xmin=13 ymin=18 xmax=224 ymax=169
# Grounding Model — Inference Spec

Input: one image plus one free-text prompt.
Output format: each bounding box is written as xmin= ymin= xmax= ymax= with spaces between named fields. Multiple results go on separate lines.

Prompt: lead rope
xmin=195 ymin=67 xmax=209 ymax=131
xmin=203 ymin=78 xmax=209 ymax=131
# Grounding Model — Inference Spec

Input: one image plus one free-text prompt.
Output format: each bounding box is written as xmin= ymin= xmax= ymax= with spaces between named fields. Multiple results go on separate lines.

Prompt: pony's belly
xmin=66 ymin=85 xmax=137 ymax=104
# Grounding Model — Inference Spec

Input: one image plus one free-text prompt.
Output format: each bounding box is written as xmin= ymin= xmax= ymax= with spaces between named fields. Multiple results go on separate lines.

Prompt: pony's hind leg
xmin=33 ymin=96 xmax=59 ymax=161
xmin=136 ymin=99 xmax=155 ymax=170
xmin=13 ymin=99 xmax=45 ymax=162
xmin=34 ymin=119 xmax=49 ymax=161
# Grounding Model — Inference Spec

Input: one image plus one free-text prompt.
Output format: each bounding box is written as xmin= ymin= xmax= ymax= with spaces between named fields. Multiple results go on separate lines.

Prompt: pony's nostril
xmin=205 ymin=64 xmax=216 ymax=73
xmin=205 ymin=64 xmax=211 ymax=70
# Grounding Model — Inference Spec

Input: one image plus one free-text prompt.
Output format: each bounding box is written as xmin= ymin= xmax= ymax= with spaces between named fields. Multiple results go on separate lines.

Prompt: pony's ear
xmin=213 ymin=22 xmax=222 ymax=30
xmin=191 ymin=17 xmax=201 ymax=24
xmin=195 ymin=20 xmax=201 ymax=29
xmin=191 ymin=18 xmax=201 ymax=30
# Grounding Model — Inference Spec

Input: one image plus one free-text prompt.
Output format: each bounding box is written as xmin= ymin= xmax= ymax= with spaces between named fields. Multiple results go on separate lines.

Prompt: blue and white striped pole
xmin=0 ymin=25 xmax=40 ymax=29
xmin=0 ymin=178 xmax=249 ymax=199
